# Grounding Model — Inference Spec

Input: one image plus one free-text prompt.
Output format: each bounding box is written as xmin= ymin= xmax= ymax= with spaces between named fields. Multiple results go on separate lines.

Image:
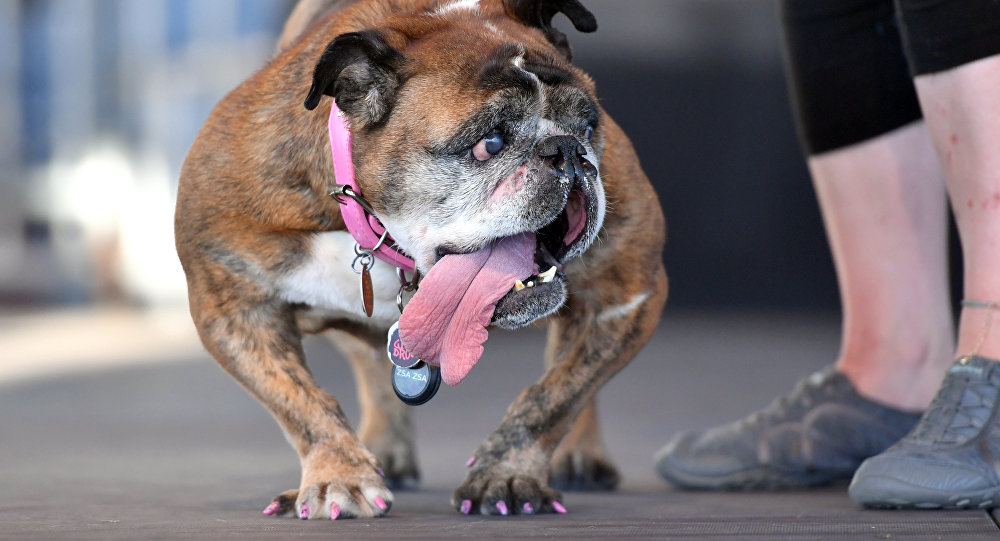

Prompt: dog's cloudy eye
xmin=585 ymin=125 xmax=595 ymax=141
xmin=472 ymin=131 xmax=504 ymax=161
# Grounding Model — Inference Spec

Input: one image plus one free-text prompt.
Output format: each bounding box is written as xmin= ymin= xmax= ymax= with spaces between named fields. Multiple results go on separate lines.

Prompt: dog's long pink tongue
xmin=398 ymin=233 xmax=535 ymax=386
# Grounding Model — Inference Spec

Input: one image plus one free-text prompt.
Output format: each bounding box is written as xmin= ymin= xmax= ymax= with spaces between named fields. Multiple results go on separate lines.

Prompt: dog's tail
xmin=277 ymin=0 xmax=362 ymax=52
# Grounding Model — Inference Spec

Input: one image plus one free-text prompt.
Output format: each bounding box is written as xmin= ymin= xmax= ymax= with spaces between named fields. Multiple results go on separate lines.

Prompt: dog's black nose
xmin=537 ymin=135 xmax=589 ymax=183
xmin=538 ymin=135 xmax=586 ymax=158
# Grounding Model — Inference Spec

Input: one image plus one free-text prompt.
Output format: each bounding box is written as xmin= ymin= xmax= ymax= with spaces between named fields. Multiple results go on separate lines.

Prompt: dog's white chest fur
xmin=278 ymin=231 xmax=404 ymax=327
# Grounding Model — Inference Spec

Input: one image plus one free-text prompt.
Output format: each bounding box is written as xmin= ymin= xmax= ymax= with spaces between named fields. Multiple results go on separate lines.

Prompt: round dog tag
xmin=391 ymin=362 xmax=441 ymax=406
xmin=387 ymin=321 xmax=421 ymax=368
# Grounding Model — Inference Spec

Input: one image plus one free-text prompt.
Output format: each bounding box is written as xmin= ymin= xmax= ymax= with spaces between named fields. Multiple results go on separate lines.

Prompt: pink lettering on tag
xmin=393 ymin=339 xmax=413 ymax=361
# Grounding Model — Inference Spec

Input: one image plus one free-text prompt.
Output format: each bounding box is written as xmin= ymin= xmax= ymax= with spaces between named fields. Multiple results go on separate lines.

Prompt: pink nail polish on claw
xmin=552 ymin=501 xmax=567 ymax=514
xmin=330 ymin=503 xmax=341 ymax=520
xmin=460 ymin=499 xmax=472 ymax=515
xmin=262 ymin=501 xmax=280 ymax=515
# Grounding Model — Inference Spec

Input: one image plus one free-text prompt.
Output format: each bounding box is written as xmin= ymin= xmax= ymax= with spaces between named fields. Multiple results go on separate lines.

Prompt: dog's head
xmin=305 ymin=0 xmax=603 ymax=330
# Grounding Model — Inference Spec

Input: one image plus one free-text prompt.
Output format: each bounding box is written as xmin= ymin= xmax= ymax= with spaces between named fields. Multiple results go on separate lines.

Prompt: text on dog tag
xmin=386 ymin=321 xmax=420 ymax=368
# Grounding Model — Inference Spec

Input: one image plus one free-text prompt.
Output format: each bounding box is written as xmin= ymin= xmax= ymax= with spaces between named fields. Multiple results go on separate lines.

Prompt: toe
xmin=263 ymin=489 xmax=298 ymax=517
xmin=481 ymin=479 xmax=512 ymax=516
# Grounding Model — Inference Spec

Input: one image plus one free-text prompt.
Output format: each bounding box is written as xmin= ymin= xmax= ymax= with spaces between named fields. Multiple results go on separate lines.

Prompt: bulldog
xmin=175 ymin=0 xmax=666 ymax=519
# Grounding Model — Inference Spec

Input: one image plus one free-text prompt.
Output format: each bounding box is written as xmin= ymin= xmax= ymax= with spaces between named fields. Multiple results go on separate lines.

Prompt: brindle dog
xmin=175 ymin=0 xmax=666 ymax=519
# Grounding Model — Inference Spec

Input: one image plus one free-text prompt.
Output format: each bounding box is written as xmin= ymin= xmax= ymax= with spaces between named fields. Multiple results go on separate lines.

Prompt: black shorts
xmin=781 ymin=0 xmax=1000 ymax=155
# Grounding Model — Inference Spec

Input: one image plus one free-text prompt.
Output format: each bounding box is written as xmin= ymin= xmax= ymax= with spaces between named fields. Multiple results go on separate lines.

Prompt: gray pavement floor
xmin=1 ymin=311 xmax=998 ymax=539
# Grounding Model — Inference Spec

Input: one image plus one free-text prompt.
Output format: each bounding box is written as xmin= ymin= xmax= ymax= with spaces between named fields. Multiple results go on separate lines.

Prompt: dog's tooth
xmin=526 ymin=280 xmax=535 ymax=288
xmin=514 ymin=280 xmax=525 ymax=291
xmin=539 ymin=266 xmax=557 ymax=283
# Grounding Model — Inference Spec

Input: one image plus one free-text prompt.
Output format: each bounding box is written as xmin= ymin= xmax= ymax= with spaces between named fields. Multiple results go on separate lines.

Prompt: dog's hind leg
xmin=547 ymin=398 xmax=620 ymax=491
xmin=326 ymin=329 xmax=420 ymax=490
xmin=188 ymin=284 xmax=392 ymax=519
xmin=545 ymin=324 xmax=620 ymax=492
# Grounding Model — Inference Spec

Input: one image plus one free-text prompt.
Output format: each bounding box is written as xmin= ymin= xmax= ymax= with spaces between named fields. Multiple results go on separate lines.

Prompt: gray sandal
xmin=656 ymin=366 xmax=921 ymax=490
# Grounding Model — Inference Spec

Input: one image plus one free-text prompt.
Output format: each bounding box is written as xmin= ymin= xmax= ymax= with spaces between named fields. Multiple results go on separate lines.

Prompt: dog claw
xmin=299 ymin=504 xmax=309 ymax=519
xmin=552 ymin=501 xmax=567 ymax=514
xmin=460 ymin=499 xmax=472 ymax=515
xmin=522 ymin=502 xmax=534 ymax=514
xmin=330 ymin=503 xmax=340 ymax=520
xmin=495 ymin=501 xmax=508 ymax=516
xmin=373 ymin=496 xmax=388 ymax=511
xmin=262 ymin=501 xmax=280 ymax=516
xmin=466 ymin=456 xmax=477 ymax=467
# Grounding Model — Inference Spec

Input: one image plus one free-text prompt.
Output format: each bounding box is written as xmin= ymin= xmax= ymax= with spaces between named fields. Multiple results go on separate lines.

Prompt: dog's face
xmin=305 ymin=0 xmax=604 ymax=328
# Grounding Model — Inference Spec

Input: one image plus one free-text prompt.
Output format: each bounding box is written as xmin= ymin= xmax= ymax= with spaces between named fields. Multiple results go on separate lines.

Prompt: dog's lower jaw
xmin=491 ymin=274 xmax=567 ymax=329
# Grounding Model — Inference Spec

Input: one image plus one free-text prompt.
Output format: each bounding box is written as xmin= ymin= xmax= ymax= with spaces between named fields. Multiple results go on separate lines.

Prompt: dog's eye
xmin=585 ymin=125 xmax=595 ymax=141
xmin=472 ymin=131 xmax=504 ymax=161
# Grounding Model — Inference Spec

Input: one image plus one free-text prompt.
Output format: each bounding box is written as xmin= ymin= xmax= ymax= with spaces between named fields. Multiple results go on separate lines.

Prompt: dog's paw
xmin=452 ymin=446 xmax=565 ymax=516
xmin=452 ymin=472 xmax=566 ymax=516
xmin=361 ymin=428 xmax=420 ymax=491
xmin=548 ymin=447 xmax=620 ymax=492
xmin=263 ymin=482 xmax=392 ymax=520
xmin=263 ymin=446 xmax=393 ymax=519
xmin=373 ymin=446 xmax=419 ymax=491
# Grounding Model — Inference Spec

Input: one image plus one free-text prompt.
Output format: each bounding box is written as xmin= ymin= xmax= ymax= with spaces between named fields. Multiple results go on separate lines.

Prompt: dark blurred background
xmin=0 ymin=0 xmax=841 ymax=313
xmin=567 ymin=1 xmax=837 ymax=311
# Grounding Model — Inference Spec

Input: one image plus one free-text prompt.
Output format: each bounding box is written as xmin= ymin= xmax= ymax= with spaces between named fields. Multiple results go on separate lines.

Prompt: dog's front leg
xmin=192 ymin=294 xmax=392 ymax=519
xmin=452 ymin=259 xmax=667 ymax=515
xmin=326 ymin=329 xmax=420 ymax=490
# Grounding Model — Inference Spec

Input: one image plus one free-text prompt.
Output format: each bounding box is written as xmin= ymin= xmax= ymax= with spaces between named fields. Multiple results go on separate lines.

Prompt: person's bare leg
xmin=654 ymin=130 xmax=948 ymax=488
xmin=808 ymin=122 xmax=954 ymax=411
xmin=655 ymin=0 xmax=959 ymax=491
xmin=914 ymin=56 xmax=1000 ymax=360
xmin=849 ymin=54 xmax=1000 ymax=509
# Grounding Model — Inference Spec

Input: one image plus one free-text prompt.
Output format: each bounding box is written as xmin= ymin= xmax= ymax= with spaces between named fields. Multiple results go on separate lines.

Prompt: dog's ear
xmin=304 ymin=30 xmax=408 ymax=127
xmin=503 ymin=0 xmax=597 ymax=59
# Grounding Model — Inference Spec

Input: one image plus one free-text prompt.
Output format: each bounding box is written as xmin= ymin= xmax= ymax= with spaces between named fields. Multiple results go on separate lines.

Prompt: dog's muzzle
xmin=490 ymin=134 xmax=602 ymax=330
xmin=534 ymin=134 xmax=599 ymax=264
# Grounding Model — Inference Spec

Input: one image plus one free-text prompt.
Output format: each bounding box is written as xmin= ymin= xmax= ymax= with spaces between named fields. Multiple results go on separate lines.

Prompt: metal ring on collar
xmin=353 ymin=229 xmax=390 ymax=255
xmin=397 ymin=268 xmax=420 ymax=292
xmin=330 ymin=184 xmax=378 ymax=216
xmin=351 ymin=251 xmax=373 ymax=274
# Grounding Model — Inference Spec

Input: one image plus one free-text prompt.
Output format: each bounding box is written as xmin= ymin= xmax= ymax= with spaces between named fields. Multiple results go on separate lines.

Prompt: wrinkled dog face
xmin=305 ymin=2 xmax=605 ymax=327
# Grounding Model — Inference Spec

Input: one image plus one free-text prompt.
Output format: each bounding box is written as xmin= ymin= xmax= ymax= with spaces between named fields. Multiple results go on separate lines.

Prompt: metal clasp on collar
xmin=351 ymin=229 xmax=389 ymax=274
xmin=396 ymin=267 xmax=421 ymax=313
xmin=350 ymin=229 xmax=389 ymax=318
xmin=331 ymin=184 xmax=377 ymax=216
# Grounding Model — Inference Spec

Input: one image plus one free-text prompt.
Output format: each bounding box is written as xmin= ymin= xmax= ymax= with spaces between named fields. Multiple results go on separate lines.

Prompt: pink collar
xmin=328 ymin=102 xmax=416 ymax=273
